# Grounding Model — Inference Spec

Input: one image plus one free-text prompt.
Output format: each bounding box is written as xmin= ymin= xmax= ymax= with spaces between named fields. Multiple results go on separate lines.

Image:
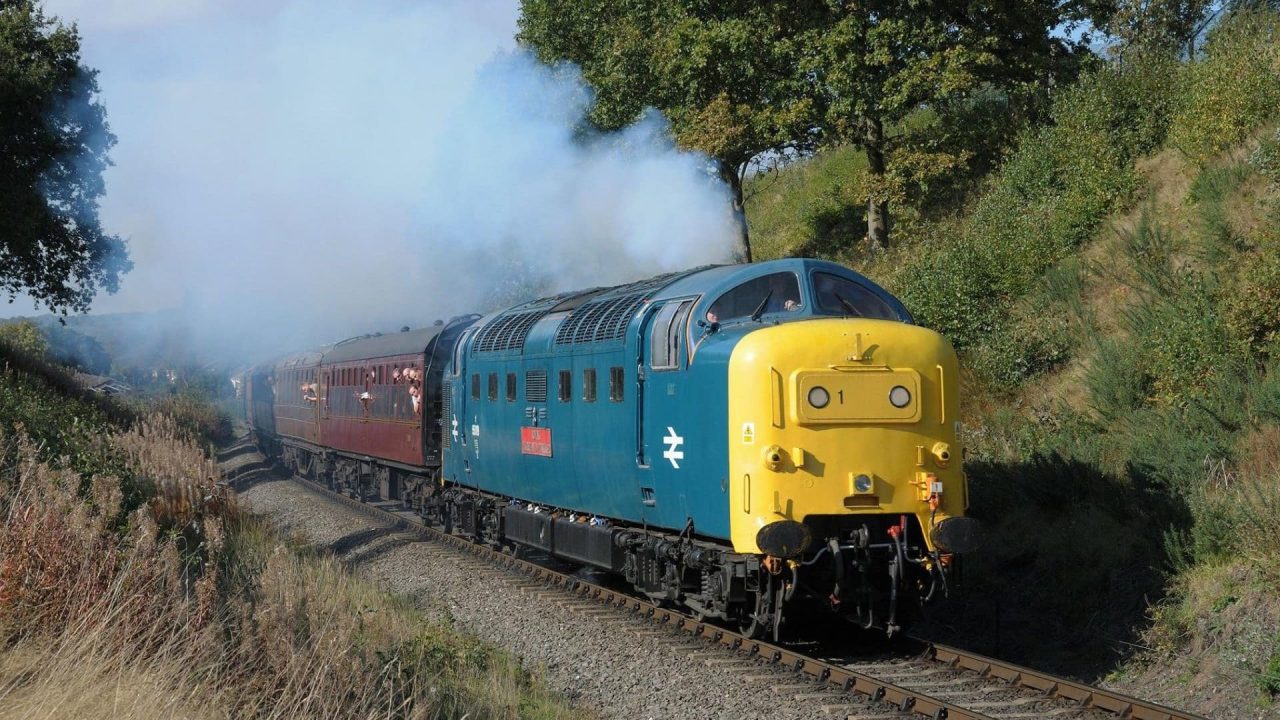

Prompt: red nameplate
xmin=520 ymin=426 xmax=552 ymax=457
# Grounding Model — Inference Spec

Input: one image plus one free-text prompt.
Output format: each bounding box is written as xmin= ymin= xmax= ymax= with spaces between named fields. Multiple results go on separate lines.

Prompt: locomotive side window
xmin=488 ymin=373 xmax=498 ymax=401
xmin=812 ymin=271 xmax=900 ymax=320
xmin=650 ymin=300 xmax=694 ymax=370
xmin=506 ymin=372 xmax=517 ymax=402
xmin=706 ymin=272 xmax=802 ymax=324
xmin=471 ymin=373 xmax=480 ymax=400
xmin=609 ymin=366 xmax=624 ymax=402
xmin=558 ymin=370 xmax=571 ymax=402
xmin=584 ymin=368 xmax=597 ymax=403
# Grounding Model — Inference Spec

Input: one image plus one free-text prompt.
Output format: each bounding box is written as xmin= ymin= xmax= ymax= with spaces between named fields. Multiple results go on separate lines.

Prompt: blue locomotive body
xmin=440 ymin=258 xmax=912 ymax=543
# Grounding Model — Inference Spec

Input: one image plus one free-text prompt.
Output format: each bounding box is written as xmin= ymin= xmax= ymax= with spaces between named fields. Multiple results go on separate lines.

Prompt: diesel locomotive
xmin=245 ymin=258 xmax=980 ymax=639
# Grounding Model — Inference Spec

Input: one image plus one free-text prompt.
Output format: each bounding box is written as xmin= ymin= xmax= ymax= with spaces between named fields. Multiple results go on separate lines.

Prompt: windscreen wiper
xmin=834 ymin=292 xmax=863 ymax=317
xmin=750 ymin=290 xmax=773 ymax=322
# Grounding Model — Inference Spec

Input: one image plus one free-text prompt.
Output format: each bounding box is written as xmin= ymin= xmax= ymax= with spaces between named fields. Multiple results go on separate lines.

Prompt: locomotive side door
xmin=637 ymin=299 xmax=695 ymax=524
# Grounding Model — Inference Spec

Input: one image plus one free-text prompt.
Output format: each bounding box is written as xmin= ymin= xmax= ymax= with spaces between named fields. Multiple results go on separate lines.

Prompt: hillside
xmin=0 ymin=343 xmax=584 ymax=718
xmin=745 ymin=11 xmax=1280 ymax=718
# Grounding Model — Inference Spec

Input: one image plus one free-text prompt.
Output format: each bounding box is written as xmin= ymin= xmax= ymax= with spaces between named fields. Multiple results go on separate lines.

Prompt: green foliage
xmin=900 ymin=55 xmax=1179 ymax=357
xmin=1099 ymin=0 xmax=1217 ymax=56
xmin=1225 ymin=247 xmax=1280 ymax=355
xmin=1260 ymin=637 xmax=1280 ymax=697
xmin=1250 ymin=129 xmax=1280 ymax=185
xmin=804 ymin=0 xmax=1081 ymax=248
xmin=967 ymin=300 xmax=1072 ymax=390
xmin=0 ymin=1 xmax=130 ymax=313
xmin=1168 ymin=10 xmax=1280 ymax=166
xmin=0 ymin=320 xmax=48 ymax=357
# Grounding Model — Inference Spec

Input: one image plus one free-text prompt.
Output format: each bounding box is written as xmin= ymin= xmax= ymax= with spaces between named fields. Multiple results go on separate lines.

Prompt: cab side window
xmin=650 ymin=300 xmax=694 ymax=370
xmin=706 ymin=272 xmax=801 ymax=324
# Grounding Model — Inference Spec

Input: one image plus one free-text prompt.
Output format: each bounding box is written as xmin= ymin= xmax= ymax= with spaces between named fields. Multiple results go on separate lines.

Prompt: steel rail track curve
xmin=223 ymin=453 xmax=1206 ymax=720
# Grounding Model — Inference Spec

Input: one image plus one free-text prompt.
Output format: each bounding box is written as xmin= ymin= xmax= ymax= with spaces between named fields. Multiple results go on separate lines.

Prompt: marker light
xmin=808 ymin=386 xmax=830 ymax=409
xmin=889 ymin=385 xmax=911 ymax=408
xmin=854 ymin=474 xmax=873 ymax=493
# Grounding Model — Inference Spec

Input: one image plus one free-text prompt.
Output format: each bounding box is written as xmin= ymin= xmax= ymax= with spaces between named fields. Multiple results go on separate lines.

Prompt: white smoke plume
xmin=32 ymin=0 xmax=739 ymax=364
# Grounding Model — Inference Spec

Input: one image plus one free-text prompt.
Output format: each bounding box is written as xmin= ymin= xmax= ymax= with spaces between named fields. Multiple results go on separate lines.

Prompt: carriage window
xmin=609 ymin=366 xmax=624 ymax=402
xmin=583 ymin=368 xmax=597 ymax=403
xmin=706 ymin=272 xmax=802 ymax=324
xmin=506 ymin=373 xmax=517 ymax=402
xmin=811 ymin=271 xmax=902 ymax=320
xmin=488 ymin=373 xmax=498 ymax=401
xmin=471 ymin=373 xmax=480 ymax=400
xmin=558 ymin=370 xmax=571 ymax=402
xmin=650 ymin=300 xmax=694 ymax=370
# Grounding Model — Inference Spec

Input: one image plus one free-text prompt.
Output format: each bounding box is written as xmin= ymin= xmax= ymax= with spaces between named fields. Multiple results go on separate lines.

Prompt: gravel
xmin=227 ymin=458 xmax=901 ymax=720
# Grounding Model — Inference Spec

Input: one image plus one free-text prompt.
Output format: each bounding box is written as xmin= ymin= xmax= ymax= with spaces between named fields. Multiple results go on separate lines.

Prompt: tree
xmin=519 ymin=1 xmax=822 ymax=262
xmin=0 ymin=319 xmax=48 ymax=356
xmin=0 ymin=1 xmax=130 ymax=314
xmin=1098 ymin=0 xmax=1221 ymax=57
xmin=44 ymin=323 xmax=111 ymax=374
xmin=806 ymin=2 xmax=1082 ymax=250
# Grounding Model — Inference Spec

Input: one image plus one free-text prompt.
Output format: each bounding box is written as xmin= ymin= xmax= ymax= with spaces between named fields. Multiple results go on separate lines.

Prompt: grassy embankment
xmin=0 ymin=344 xmax=581 ymax=719
xmin=748 ymin=9 xmax=1280 ymax=712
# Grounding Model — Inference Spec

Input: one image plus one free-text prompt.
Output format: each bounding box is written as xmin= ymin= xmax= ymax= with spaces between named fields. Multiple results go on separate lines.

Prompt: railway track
xmin=222 ymin=448 xmax=1205 ymax=720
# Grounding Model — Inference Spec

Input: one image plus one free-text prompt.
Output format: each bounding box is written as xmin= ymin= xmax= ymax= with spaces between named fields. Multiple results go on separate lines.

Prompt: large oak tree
xmin=522 ymin=0 xmax=1083 ymax=257
xmin=1 ymin=0 xmax=128 ymax=314
xmin=805 ymin=1 xmax=1080 ymax=250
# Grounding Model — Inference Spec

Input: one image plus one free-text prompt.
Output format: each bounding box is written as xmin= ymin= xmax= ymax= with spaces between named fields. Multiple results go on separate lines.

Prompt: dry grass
xmin=0 ymin=416 xmax=582 ymax=720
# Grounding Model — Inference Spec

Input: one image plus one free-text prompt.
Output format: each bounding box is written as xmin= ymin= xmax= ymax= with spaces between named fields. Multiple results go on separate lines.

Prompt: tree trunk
xmin=718 ymin=159 xmax=753 ymax=263
xmin=863 ymin=117 xmax=889 ymax=252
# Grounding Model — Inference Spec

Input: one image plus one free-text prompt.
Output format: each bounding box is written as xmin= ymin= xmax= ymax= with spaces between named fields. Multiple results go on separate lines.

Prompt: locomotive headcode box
xmin=520 ymin=427 xmax=552 ymax=457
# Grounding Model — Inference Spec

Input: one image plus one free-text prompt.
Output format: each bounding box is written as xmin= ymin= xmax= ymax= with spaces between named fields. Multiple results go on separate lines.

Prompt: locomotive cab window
xmin=706 ymin=272 xmax=802 ymax=324
xmin=812 ymin=271 xmax=901 ymax=320
xmin=583 ymin=368 xmax=597 ymax=403
xmin=650 ymin=300 xmax=694 ymax=370
xmin=609 ymin=366 xmax=624 ymax=402
xmin=506 ymin=372 xmax=517 ymax=402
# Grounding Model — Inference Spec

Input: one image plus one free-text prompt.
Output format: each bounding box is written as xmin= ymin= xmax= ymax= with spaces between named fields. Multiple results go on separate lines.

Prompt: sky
xmin=17 ymin=0 xmax=740 ymax=361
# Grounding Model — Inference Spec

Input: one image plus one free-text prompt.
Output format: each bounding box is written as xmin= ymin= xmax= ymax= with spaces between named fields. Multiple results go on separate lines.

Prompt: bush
xmin=148 ymin=391 xmax=233 ymax=446
xmin=1248 ymin=128 xmax=1280 ymax=186
xmin=901 ymin=54 xmax=1178 ymax=354
xmin=1168 ymin=10 xmax=1280 ymax=166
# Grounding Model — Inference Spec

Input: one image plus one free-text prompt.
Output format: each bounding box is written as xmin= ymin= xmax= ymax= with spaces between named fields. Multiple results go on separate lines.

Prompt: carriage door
xmin=320 ymin=370 xmax=331 ymax=420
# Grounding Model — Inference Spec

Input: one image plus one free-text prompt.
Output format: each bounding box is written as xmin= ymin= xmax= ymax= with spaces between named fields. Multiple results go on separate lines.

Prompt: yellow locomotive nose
xmin=726 ymin=318 xmax=969 ymax=556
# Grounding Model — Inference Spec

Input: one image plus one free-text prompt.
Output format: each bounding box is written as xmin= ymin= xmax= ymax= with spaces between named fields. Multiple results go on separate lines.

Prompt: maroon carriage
xmin=270 ymin=349 xmax=325 ymax=469
xmin=314 ymin=326 xmax=466 ymax=506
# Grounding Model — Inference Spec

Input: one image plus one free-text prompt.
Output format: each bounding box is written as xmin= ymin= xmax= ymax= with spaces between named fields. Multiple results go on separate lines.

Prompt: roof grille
xmin=473 ymin=310 xmax=546 ymax=353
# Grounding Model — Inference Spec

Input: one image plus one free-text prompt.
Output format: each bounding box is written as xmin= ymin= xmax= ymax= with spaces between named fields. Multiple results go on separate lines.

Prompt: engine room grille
xmin=525 ymin=370 xmax=547 ymax=403
xmin=440 ymin=380 xmax=452 ymax=448
xmin=473 ymin=310 xmax=546 ymax=353
xmin=551 ymin=270 xmax=692 ymax=346
xmin=554 ymin=293 xmax=648 ymax=345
